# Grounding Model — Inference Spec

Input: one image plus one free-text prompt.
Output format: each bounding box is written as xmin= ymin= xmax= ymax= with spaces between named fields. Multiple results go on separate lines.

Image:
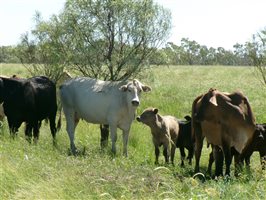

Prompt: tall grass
xmin=0 ymin=64 xmax=265 ymax=199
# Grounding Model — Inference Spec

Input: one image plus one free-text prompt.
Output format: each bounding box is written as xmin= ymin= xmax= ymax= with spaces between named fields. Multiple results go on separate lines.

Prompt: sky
xmin=0 ymin=0 xmax=266 ymax=50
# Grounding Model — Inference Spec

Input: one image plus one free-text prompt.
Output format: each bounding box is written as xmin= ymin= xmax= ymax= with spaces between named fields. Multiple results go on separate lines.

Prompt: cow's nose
xmin=258 ymin=133 xmax=264 ymax=140
xmin=136 ymin=116 xmax=141 ymax=122
xmin=132 ymin=100 xmax=139 ymax=106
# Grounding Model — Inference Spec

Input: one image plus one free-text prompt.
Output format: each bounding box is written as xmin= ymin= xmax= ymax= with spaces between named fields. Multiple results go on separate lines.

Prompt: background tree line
xmin=0 ymin=0 xmax=265 ymax=86
xmin=0 ymin=37 xmax=261 ymax=66
xmin=1 ymin=35 xmax=264 ymax=68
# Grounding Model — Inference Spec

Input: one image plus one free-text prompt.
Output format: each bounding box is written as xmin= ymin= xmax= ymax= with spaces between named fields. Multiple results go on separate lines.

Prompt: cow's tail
xmin=191 ymin=94 xmax=203 ymax=141
xmin=56 ymin=103 xmax=62 ymax=132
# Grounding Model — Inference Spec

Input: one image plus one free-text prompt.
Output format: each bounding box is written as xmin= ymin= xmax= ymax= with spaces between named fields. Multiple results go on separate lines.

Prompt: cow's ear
xmin=209 ymin=95 xmax=218 ymax=106
xmin=142 ymin=85 xmax=152 ymax=92
xmin=153 ymin=108 xmax=158 ymax=114
xmin=119 ymin=85 xmax=128 ymax=92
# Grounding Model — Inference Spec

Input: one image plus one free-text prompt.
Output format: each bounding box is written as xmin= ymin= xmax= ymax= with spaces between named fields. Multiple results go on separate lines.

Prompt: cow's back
xmin=193 ymin=90 xmax=256 ymax=153
xmin=60 ymin=77 xmax=125 ymax=124
xmin=163 ymin=116 xmax=179 ymax=140
xmin=28 ymin=76 xmax=57 ymax=120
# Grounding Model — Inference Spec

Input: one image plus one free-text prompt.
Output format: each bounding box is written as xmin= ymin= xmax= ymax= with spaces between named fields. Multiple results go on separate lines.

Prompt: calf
xmin=241 ymin=123 xmax=266 ymax=170
xmin=177 ymin=115 xmax=194 ymax=166
xmin=136 ymin=108 xmax=179 ymax=164
xmin=208 ymin=123 xmax=266 ymax=176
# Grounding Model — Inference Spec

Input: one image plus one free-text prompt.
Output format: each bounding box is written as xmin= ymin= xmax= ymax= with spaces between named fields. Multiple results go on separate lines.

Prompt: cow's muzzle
xmin=136 ymin=116 xmax=141 ymax=122
xmin=132 ymin=100 xmax=140 ymax=106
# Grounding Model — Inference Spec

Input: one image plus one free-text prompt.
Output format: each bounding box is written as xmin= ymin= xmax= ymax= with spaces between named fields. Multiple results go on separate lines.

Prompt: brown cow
xmin=136 ymin=108 xmax=179 ymax=165
xmin=192 ymin=88 xmax=256 ymax=176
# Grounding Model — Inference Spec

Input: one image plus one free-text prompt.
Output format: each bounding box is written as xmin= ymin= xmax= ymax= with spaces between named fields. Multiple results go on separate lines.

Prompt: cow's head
xmin=119 ymin=79 xmax=151 ymax=107
xmin=255 ymin=124 xmax=265 ymax=141
xmin=136 ymin=107 xmax=158 ymax=126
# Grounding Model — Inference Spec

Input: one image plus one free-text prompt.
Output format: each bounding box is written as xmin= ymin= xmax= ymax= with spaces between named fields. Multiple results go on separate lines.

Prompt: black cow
xmin=0 ymin=76 xmax=58 ymax=143
xmin=177 ymin=115 xmax=194 ymax=166
xmin=207 ymin=123 xmax=266 ymax=176
xmin=240 ymin=123 xmax=266 ymax=170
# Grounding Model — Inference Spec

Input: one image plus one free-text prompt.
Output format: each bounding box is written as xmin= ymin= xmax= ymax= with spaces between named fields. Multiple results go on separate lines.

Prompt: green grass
xmin=0 ymin=64 xmax=265 ymax=199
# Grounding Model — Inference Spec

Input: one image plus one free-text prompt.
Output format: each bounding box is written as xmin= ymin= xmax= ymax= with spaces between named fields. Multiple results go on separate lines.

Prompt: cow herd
xmin=0 ymin=75 xmax=265 ymax=178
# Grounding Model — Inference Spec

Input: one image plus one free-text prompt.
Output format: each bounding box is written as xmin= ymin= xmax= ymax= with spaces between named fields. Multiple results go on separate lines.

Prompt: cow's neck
xmin=126 ymin=105 xmax=137 ymax=121
xmin=148 ymin=114 xmax=164 ymax=131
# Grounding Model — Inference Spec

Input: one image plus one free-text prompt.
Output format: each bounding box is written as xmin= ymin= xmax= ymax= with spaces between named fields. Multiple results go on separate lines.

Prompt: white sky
xmin=0 ymin=0 xmax=266 ymax=50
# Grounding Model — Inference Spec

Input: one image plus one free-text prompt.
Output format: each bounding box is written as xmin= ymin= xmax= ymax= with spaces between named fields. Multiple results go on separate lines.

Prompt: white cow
xmin=60 ymin=77 xmax=151 ymax=156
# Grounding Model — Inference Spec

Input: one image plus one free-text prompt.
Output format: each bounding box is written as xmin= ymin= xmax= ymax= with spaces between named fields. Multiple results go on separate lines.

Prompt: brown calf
xmin=137 ymin=108 xmax=179 ymax=165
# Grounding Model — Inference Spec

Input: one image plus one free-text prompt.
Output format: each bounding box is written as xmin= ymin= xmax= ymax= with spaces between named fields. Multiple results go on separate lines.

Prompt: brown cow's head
xmin=136 ymin=107 xmax=158 ymax=126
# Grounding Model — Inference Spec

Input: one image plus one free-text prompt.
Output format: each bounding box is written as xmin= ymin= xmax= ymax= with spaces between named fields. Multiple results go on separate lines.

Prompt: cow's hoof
xmin=68 ymin=148 xmax=79 ymax=156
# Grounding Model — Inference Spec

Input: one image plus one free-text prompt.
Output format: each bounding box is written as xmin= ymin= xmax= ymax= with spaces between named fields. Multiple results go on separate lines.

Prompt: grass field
xmin=0 ymin=64 xmax=266 ymax=199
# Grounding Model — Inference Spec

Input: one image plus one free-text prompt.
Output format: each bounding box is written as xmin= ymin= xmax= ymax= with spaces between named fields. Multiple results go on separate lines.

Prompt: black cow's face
xmin=255 ymin=124 xmax=266 ymax=141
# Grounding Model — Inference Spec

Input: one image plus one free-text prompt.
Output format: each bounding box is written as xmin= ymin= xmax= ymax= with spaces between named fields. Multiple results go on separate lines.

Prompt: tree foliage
xmin=246 ymin=27 xmax=266 ymax=86
xmin=148 ymin=38 xmax=253 ymax=66
xmin=16 ymin=0 xmax=172 ymax=82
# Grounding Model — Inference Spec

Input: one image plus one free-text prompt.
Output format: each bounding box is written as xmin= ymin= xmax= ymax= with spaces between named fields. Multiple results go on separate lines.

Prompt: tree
xmin=246 ymin=27 xmax=266 ymax=86
xmin=17 ymin=0 xmax=171 ymax=82
xmin=0 ymin=46 xmax=20 ymax=63
xmin=16 ymin=12 xmax=69 ymax=83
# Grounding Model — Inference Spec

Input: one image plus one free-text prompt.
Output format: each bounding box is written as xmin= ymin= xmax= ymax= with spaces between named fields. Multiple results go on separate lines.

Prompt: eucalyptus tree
xmin=17 ymin=0 xmax=171 ymax=82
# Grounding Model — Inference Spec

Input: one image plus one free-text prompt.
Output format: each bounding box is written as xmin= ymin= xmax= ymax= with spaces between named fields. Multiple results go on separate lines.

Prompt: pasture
xmin=0 ymin=64 xmax=266 ymax=199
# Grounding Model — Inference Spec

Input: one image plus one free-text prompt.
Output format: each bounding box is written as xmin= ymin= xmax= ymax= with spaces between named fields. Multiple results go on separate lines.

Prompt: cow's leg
xmin=64 ymin=108 xmax=78 ymax=155
xmin=244 ymin=156 xmax=251 ymax=169
xmin=122 ymin=129 xmax=130 ymax=157
xmin=194 ymin=136 xmax=204 ymax=173
xmin=187 ymin=147 xmax=194 ymax=165
xmin=100 ymin=124 xmax=109 ymax=148
xmin=260 ymin=153 xmax=266 ymax=170
xmin=234 ymin=152 xmax=243 ymax=176
xmin=222 ymin=144 xmax=232 ymax=176
xmin=155 ymin=145 xmax=160 ymax=165
xmin=214 ymin=145 xmax=224 ymax=177
xmin=170 ymin=144 xmax=176 ymax=165
xmin=207 ymin=151 xmax=214 ymax=176
xmin=49 ymin=112 xmax=57 ymax=144
xmin=25 ymin=122 xmax=33 ymax=143
xmin=163 ymin=144 xmax=170 ymax=164
xmin=7 ymin=118 xmax=21 ymax=138
xmin=179 ymin=147 xmax=186 ymax=166
xmin=33 ymin=120 xmax=40 ymax=144
xmin=109 ymin=125 xmax=117 ymax=155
